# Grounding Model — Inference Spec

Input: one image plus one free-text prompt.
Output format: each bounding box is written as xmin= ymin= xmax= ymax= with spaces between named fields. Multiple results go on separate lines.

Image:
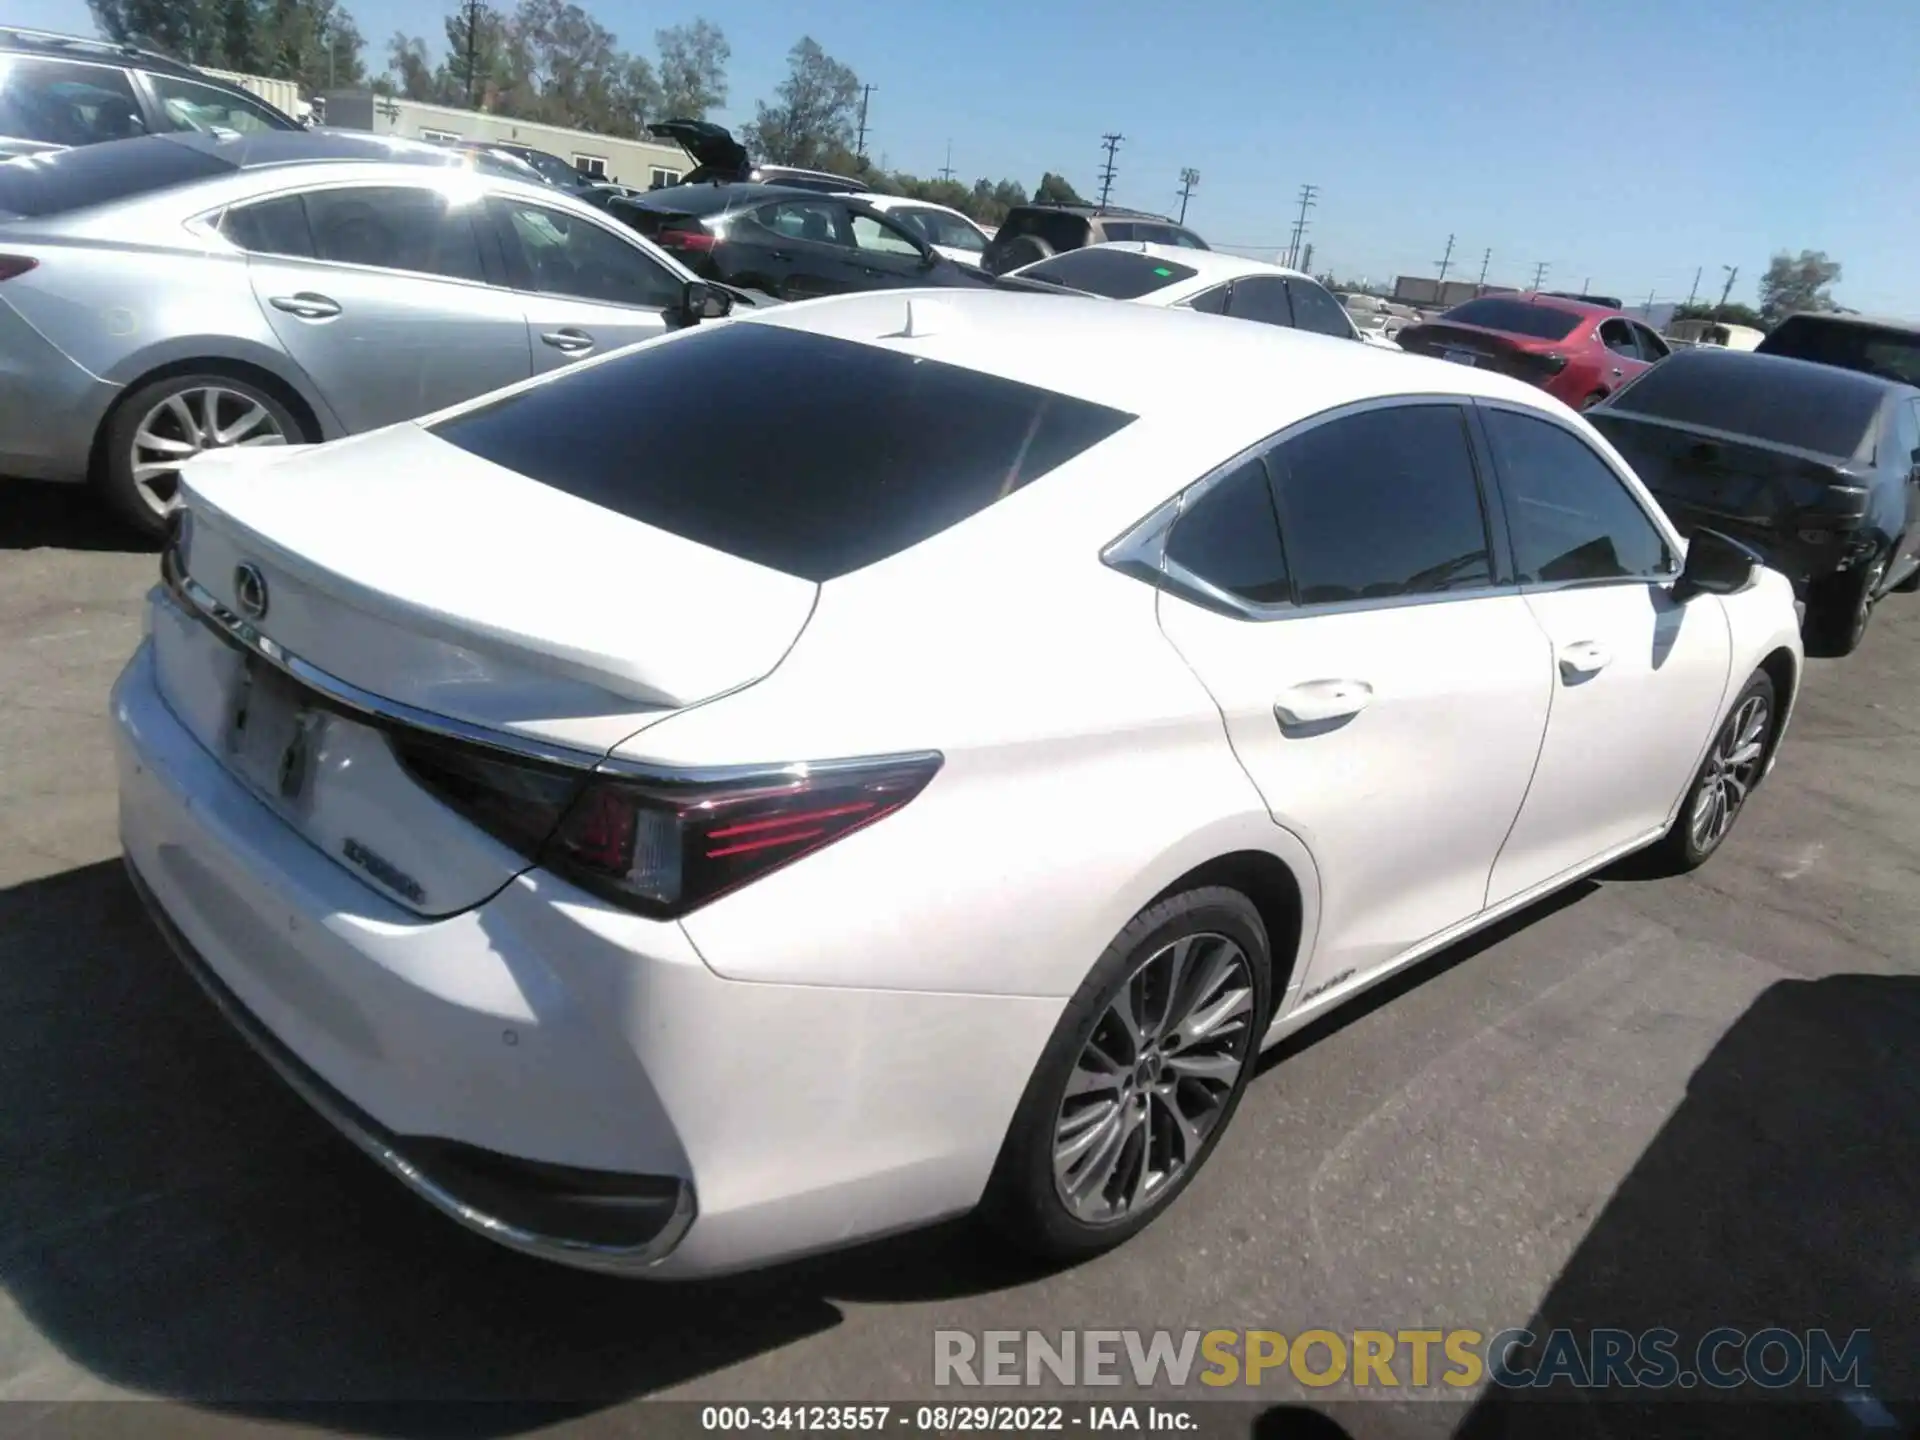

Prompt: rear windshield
xmin=1438 ymin=297 xmax=1583 ymax=340
xmin=0 ymin=136 xmax=232 ymax=216
xmin=1606 ymin=352 xmax=1884 ymax=458
xmin=430 ymin=323 xmax=1136 ymax=581
xmin=1000 ymin=210 xmax=1092 ymax=252
xmin=1757 ymin=315 xmax=1920 ymax=386
xmin=1017 ymin=247 xmax=1200 ymax=298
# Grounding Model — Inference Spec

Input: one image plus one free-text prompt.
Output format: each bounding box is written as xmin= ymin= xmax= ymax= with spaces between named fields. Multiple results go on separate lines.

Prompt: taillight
xmin=391 ymin=732 xmax=942 ymax=918
xmin=657 ymin=227 xmax=718 ymax=254
xmin=0 ymin=255 xmax=38 ymax=281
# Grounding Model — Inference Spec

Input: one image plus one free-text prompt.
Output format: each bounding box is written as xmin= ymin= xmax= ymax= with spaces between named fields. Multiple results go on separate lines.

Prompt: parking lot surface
xmin=1 ymin=479 xmax=1915 ymax=1439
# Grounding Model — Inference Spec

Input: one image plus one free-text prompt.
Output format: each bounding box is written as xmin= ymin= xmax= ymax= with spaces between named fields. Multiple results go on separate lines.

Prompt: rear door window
xmin=221 ymin=193 xmax=314 ymax=257
xmin=0 ymin=58 xmax=147 ymax=149
xmin=1224 ymin=277 xmax=1292 ymax=327
xmin=1164 ymin=457 xmax=1291 ymax=605
xmin=1286 ymin=278 xmax=1357 ymax=338
xmin=1607 ymin=351 xmax=1883 ymax=458
xmin=757 ymin=198 xmax=850 ymax=248
xmin=303 ymin=185 xmax=487 ymax=283
xmin=429 ymin=323 xmax=1136 ymax=581
xmin=143 ymin=71 xmax=293 ymax=134
xmin=1599 ymin=318 xmax=1639 ymax=357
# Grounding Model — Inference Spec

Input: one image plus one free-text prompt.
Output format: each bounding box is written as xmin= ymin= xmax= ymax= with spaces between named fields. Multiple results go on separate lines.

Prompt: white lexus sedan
xmin=1011 ymin=241 xmax=1404 ymax=348
xmin=113 ymin=290 xmax=1803 ymax=1277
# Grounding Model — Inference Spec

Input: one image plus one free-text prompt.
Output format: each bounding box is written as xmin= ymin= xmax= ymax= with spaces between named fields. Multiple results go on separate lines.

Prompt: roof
xmin=0 ymin=24 xmax=202 ymax=79
xmin=1486 ymin=291 xmax=1632 ymax=319
xmin=1650 ymin=343 xmax=1916 ymax=398
xmin=148 ymin=128 xmax=489 ymax=171
xmin=1771 ymin=310 xmax=1920 ymax=334
xmin=621 ymin=180 xmax=892 ymax=217
xmin=734 ymin=287 xmax=1551 ymax=443
xmin=1093 ymin=241 xmax=1308 ymax=284
xmin=1009 ymin=201 xmax=1180 ymax=222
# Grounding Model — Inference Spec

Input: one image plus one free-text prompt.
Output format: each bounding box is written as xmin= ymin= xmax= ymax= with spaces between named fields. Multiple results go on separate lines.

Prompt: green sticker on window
xmin=1153 ymin=266 xmax=1173 ymax=276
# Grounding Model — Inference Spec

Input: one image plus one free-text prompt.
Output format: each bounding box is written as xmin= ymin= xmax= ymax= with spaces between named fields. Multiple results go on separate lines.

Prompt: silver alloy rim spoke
xmin=1053 ymin=930 xmax=1255 ymax=1224
xmin=1689 ymin=694 xmax=1770 ymax=851
xmin=129 ymin=386 xmax=288 ymax=518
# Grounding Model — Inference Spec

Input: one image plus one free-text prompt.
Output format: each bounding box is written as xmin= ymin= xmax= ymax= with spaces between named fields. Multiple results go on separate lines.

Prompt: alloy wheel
xmin=1052 ymin=931 xmax=1255 ymax=1225
xmin=1850 ymin=559 xmax=1886 ymax=646
xmin=1688 ymin=691 xmax=1772 ymax=853
xmin=129 ymin=385 xmax=288 ymax=518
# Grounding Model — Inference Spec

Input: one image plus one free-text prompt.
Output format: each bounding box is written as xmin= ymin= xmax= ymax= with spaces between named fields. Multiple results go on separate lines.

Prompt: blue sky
xmin=21 ymin=0 xmax=1920 ymax=312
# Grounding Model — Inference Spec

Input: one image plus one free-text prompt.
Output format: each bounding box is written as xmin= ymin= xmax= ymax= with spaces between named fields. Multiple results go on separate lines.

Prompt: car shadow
xmin=1448 ymin=973 xmax=1920 ymax=1439
xmin=1 ymin=479 xmax=153 ymax=553
xmin=0 ymin=859 xmax=1064 ymax=1432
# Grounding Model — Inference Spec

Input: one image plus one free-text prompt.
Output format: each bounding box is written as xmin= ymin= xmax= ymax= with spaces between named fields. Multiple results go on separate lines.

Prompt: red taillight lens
xmin=0 ymin=255 xmax=38 ymax=281
xmin=657 ymin=227 xmax=717 ymax=254
xmin=543 ymin=754 xmax=943 ymax=916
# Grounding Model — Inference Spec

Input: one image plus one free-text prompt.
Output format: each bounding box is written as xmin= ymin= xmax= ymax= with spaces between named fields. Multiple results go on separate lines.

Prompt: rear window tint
xmin=1757 ymin=316 xmax=1920 ymax=386
xmin=1607 ymin=351 xmax=1884 ymax=458
xmin=1438 ymin=298 xmax=1583 ymax=340
xmin=430 ymin=323 xmax=1136 ymax=581
xmin=0 ymin=135 xmax=232 ymax=216
xmin=1018 ymin=247 xmax=1199 ymax=298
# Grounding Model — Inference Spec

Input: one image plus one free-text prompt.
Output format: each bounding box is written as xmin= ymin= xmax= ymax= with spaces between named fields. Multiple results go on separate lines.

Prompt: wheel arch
xmin=1144 ymin=848 xmax=1311 ymax=1021
xmin=1756 ymin=644 xmax=1799 ymax=761
xmin=88 ymin=354 xmax=330 ymax=484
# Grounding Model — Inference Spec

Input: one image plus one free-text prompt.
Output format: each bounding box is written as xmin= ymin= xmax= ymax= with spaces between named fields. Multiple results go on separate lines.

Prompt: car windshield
xmin=1756 ymin=316 xmax=1920 ymax=386
xmin=0 ymin=135 xmax=232 ymax=216
xmin=430 ymin=323 xmax=1136 ymax=581
xmin=1016 ymin=248 xmax=1200 ymax=299
xmin=1439 ymin=297 xmax=1584 ymax=340
xmin=1606 ymin=352 xmax=1884 ymax=459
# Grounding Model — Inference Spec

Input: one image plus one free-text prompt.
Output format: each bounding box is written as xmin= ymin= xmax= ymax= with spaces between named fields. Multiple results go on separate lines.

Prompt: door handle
xmin=1610 ymin=366 xmax=1624 ymax=377
xmin=1274 ymin=679 xmax=1373 ymax=727
xmin=540 ymin=328 xmax=595 ymax=354
xmin=768 ymin=249 xmax=793 ymax=261
xmin=268 ymin=292 xmax=341 ymax=320
xmin=1557 ymin=640 xmax=1613 ymax=679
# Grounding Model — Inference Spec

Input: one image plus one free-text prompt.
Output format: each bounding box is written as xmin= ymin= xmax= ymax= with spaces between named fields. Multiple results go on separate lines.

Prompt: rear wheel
xmin=1644 ymin=670 xmax=1776 ymax=874
xmin=981 ymin=886 xmax=1272 ymax=1263
xmin=1803 ymin=556 xmax=1885 ymax=658
xmin=98 ymin=371 xmax=307 ymax=538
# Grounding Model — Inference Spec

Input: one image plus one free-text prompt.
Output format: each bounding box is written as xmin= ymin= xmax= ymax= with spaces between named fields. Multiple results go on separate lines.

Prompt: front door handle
xmin=541 ymin=327 xmax=595 ymax=354
xmin=768 ymin=249 xmax=793 ymax=261
xmin=268 ymin=292 xmax=341 ymax=320
xmin=1274 ymin=679 xmax=1374 ymax=727
xmin=1557 ymin=640 xmax=1613 ymax=679
xmin=1610 ymin=365 xmax=1624 ymax=377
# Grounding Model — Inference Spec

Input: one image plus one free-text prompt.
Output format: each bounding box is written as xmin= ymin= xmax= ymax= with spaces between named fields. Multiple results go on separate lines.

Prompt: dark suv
xmin=1755 ymin=311 xmax=1920 ymax=387
xmin=0 ymin=25 xmax=301 ymax=160
xmin=980 ymin=203 xmax=1208 ymax=276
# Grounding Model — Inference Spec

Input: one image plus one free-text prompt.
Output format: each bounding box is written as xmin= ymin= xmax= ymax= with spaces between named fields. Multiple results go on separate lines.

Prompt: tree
xmin=656 ymin=19 xmax=729 ymax=120
xmin=443 ymin=1 xmax=508 ymax=108
xmin=1672 ymin=300 xmax=1767 ymax=331
xmin=386 ymin=32 xmax=436 ymax=99
xmin=87 ymin=0 xmax=205 ymax=60
xmin=257 ymin=0 xmax=366 ymax=89
xmin=1758 ymin=249 xmax=1842 ymax=324
xmin=747 ymin=37 xmax=861 ymax=168
xmin=1034 ymin=171 xmax=1085 ymax=205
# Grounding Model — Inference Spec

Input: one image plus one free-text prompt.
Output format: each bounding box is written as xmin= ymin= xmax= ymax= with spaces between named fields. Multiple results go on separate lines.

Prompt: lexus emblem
xmin=233 ymin=563 xmax=269 ymax=621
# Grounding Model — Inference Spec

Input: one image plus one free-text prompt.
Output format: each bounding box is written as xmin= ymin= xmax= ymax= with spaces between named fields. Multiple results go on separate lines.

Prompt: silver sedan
xmin=0 ymin=129 xmax=729 ymax=534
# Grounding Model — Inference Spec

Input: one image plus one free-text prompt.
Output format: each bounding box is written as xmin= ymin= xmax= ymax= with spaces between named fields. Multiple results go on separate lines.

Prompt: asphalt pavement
xmin=1 ymin=479 xmax=1914 ymax=1440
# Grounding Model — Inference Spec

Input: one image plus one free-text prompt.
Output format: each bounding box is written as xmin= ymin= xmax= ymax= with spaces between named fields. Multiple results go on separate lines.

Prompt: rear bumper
xmin=0 ymin=300 xmax=117 ymax=483
xmin=1657 ymin=504 xmax=1876 ymax=591
xmin=112 ymin=638 xmax=1059 ymax=1276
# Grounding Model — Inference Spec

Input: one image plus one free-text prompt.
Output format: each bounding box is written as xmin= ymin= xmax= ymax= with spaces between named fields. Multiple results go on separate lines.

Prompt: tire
xmin=98 ymin=370 xmax=308 ymax=539
xmin=1643 ymin=670 xmax=1776 ymax=875
xmin=987 ymin=234 xmax=1054 ymax=276
xmin=1890 ymin=550 xmax=1920 ymax=594
xmin=1802 ymin=555 xmax=1885 ymax=658
xmin=980 ymin=886 xmax=1273 ymax=1263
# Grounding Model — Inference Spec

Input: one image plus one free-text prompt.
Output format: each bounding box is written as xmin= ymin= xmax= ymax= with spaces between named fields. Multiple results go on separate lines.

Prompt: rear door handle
xmin=768 ymin=249 xmax=793 ymax=261
xmin=541 ymin=327 xmax=595 ymax=354
xmin=1610 ymin=366 xmax=1624 ymax=377
xmin=268 ymin=292 xmax=341 ymax=320
xmin=1557 ymin=640 xmax=1613 ymax=678
xmin=1274 ymin=679 xmax=1374 ymax=726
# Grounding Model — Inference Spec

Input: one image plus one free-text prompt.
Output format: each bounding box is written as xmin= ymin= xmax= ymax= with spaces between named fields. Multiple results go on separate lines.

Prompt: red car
xmin=1396 ymin=294 xmax=1671 ymax=409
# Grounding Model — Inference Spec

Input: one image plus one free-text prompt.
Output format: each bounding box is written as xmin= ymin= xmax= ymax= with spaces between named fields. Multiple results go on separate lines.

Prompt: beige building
xmin=316 ymin=91 xmax=693 ymax=189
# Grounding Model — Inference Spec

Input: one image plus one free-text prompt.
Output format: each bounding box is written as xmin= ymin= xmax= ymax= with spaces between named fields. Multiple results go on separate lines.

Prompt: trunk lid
xmin=1395 ymin=322 xmax=1569 ymax=386
xmin=155 ymin=422 xmax=818 ymax=916
xmin=645 ymin=119 xmax=750 ymax=180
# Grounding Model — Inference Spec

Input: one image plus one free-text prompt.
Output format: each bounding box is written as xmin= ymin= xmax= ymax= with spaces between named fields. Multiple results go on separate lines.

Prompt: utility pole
xmin=1176 ymin=167 xmax=1200 ymax=224
xmin=1301 ymin=241 xmax=1314 ymax=274
xmin=937 ymin=140 xmax=954 ymax=183
xmin=1477 ymin=248 xmax=1491 ymax=291
xmin=1580 ymin=277 xmax=1590 ymax=296
xmin=1435 ymin=233 xmax=1455 ymax=285
xmin=462 ymin=0 xmax=479 ymax=107
xmin=1717 ymin=264 xmax=1739 ymax=311
xmin=1531 ymin=261 xmax=1549 ymax=291
xmin=1685 ymin=266 xmax=1702 ymax=309
xmin=1645 ymin=288 xmax=1656 ymax=317
xmin=1096 ymin=133 xmax=1123 ymax=209
xmin=855 ymin=85 xmax=876 ymax=159
xmin=1285 ymin=183 xmax=1318 ymax=268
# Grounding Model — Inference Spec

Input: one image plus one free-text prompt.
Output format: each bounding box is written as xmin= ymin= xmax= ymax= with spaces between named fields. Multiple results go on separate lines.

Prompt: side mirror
xmin=1672 ymin=527 xmax=1761 ymax=602
xmin=677 ymin=281 xmax=731 ymax=325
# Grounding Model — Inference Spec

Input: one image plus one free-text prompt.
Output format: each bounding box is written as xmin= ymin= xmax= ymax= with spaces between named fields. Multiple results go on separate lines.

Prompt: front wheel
xmin=1644 ymin=670 xmax=1776 ymax=874
xmin=981 ymin=886 xmax=1272 ymax=1263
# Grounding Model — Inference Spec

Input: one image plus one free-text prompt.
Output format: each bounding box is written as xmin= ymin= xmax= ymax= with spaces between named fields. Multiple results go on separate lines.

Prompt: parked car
xmin=1754 ymin=311 xmax=1920 ymax=387
xmin=1589 ymin=348 xmax=1920 ymax=656
xmin=0 ymin=24 xmax=302 ymax=160
xmin=117 ymin=289 xmax=1802 ymax=1277
xmin=646 ymin=118 xmax=870 ymax=194
xmin=1396 ymin=293 xmax=1671 ymax=409
xmin=1010 ymin=243 xmax=1400 ymax=348
xmin=980 ymin=202 xmax=1207 ymax=275
xmin=852 ymin=193 xmax=993 ymax=267
xmin=607 ymin=182 xmax=1025 ymax=300
xmin=1666 ymin=318 xmax=1764 ymax=352
xmin=449 ymin=138 xmax=598 ymax=193
xmin=0 ymin=129 xmax=730 ymax=535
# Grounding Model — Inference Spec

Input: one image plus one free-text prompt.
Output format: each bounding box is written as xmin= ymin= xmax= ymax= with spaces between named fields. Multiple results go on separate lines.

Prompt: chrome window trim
xmin=1102 ymin=393 xmax=1517 ymax=623
xmin=159 ymin=549 xmax=937 ymax=787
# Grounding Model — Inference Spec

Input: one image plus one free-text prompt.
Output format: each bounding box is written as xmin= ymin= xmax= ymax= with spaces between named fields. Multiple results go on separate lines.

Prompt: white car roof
xmin=851 ymin=194 xmax=980 ymax=225
xmin=1011 ymin=241 xmax=1324 ymax=309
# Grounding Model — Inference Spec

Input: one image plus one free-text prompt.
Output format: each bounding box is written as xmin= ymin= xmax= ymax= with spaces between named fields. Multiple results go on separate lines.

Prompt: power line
xmin=1284 ymin=183 xmax=1318 ymax=268
xmin=1096 ymin=133 xmax=1123 ymax=209
xmin=1176 ymin=167 xmax=1200 ymax=225
xmin=855 ymin=85 xmax=876 ymax=159
xmin=1435 ymin=233 xmax=1455 ymax=285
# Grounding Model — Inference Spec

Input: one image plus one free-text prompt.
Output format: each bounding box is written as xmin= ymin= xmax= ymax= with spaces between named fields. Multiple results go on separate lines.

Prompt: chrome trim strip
xmin=126 ymin=857 xmax=697 ymax=1275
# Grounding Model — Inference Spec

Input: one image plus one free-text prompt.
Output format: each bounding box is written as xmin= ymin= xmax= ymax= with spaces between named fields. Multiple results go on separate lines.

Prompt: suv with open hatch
xmin=980 ymin=203 xmax=1207 ymax=276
